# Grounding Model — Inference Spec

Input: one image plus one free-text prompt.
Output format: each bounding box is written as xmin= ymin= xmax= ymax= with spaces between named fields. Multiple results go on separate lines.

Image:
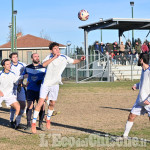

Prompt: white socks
xmin=47 ymin=109 xmax=54 ymax=120
xmin=32 ymin=110 xmax=39 ymax=123
xmin=123 ymin=121 xmax=133 ymax=137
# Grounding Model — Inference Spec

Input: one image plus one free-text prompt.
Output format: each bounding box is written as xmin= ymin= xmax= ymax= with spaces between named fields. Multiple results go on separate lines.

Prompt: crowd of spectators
xmin=94 ymin=41 xmax=150 ymax=65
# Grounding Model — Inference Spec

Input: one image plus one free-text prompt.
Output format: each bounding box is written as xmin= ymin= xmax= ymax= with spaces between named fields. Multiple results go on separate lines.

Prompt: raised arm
xmin=42 ymin=54 xmax=60 ymax=67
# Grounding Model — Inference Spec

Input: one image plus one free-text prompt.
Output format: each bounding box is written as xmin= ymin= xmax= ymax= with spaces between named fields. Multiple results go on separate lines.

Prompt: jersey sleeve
xmin=66 ymin=55 xmax=74 ymax=64
xmin=13 ymin=74 xmax=24 ymax=85
xmin=42 ymin=55 xmax=50 ymax=63
xmin=21 ymin=67 xmax=27 ymax=75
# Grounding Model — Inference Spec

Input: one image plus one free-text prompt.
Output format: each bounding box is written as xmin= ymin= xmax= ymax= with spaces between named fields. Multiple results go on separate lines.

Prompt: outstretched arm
xmin=73 ymin=56 xmax=85 ymax=64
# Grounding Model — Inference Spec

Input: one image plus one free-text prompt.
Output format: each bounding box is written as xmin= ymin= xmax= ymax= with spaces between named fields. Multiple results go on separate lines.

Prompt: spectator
xmin=110 ymin=52 xmax=115 ymax=64
xmin=120 ymin=53 xmax=126 ymax=65
xmin=99 ymin=42 xmax=105 ymax=54
xmin=119 ymin=41 xmax=125 ymax=55
xmin=113 ymin=42 xmax=119 ymax=55
xmin=94 ymin=41 xmax=100 ymax=54
xmin=147 ymin=42 xmax=150 ymax=52
xmin=135 ymin=41 xmax=141 ymax=54
xmin=126 ymin=41 xmax=132 ymax=52
xmin=141 ymin=42 xmax=149 ymax=53
xmin=105 ymin=43 xmax=111 ymax=54
xmin=114 ymin=52 xmax=121 ymax=65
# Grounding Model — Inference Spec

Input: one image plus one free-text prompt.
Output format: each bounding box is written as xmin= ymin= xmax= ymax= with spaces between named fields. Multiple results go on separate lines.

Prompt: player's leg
xmin=46 ymin=100 xmax=55 ymax=129
xmin=38 ymin=102 xmax=45 ymax=131
xmin=25 ymin=101 xmax=34 ymax=130
xmin=123 ymin=113 xmax=136 ymax=137
xmin=10 ymin=87 xmax=17 ymax=127
xmin=16 ymin=87 xmax=26 ymax=128
xmin=31 ymin=98 xmax=45 ymax=133
xmin=31 ymin=84 xmax=49 ymax=133
xmin=36 ymin=91 xmax=46 ymax=131
xmin=46 ymin=85 xmax=59 ymax=130
xmin=10 ymin=101 xmax=21 ymax=128
xmin=24 ymin=90 xmax=35 ymax=130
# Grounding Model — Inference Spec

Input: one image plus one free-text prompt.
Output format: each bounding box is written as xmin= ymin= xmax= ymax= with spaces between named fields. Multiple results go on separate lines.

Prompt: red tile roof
xmin=0 ymin=34 xmax=66 ymax=48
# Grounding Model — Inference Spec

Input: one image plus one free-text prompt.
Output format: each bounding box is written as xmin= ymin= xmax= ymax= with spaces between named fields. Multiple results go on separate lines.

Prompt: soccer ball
xmin=78 ymin=9 xmax=89 ymax=21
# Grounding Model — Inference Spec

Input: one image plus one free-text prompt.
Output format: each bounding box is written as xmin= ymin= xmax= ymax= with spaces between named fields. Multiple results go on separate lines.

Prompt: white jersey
xmin=0 ymin=70 xmax=23 ymax=97
xmin=135 ymin=67 xmax=150 ymax=104
xmin=11 ymin=61 xmax=26 ymax=76
xmin=42 ymin=54 xmax=74 ymax=86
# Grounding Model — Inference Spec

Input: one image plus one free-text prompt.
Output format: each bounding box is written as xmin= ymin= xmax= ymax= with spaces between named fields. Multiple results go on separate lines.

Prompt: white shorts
xmin=40 ymin=84 xmax=59 ymax=101
xmin=131 ymin=101 xmax=150 ymax=116
xmin=0 ymin=95 xmax=17 ymax=107
xmin=13 ymin=86 xmax=26 ymax=101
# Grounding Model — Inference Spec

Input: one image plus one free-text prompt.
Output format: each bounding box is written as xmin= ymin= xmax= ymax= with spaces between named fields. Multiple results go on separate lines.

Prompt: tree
xmin=76 ymin=46 xmax=84 ymax=55
xmin=40 ymin=29 xmax=51 ymax=41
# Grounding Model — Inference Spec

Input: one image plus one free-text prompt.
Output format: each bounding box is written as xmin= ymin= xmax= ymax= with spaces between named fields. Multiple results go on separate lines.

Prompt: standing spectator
xmin=147 ymin=42 xmax=150 ymax=52
xmin=94 ymin=41 xmax=100 ymax=54
xmin=105 ymin=43 xmax=111 ymax=54
xmin=135 ymin=41 xmax=141 ymax=54
xmin=113 ymin=41 xmax=119 ymax=55
xmin=141 ymin=42 xmax=149 ymax=53
xmin=99 ymin=42 xmax=105 ymax=54
xmin=119 ymin=41 xmax=125 ymax=55
xmin=126 ymin=41 xmax=132 ymax=52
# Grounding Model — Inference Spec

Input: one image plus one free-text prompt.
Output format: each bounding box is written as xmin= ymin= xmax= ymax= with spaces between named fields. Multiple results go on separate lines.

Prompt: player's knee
xmin=128 ymin=113 xmax=136 ymax=121
xmin=38 ymin=98 xmax=45 ymax=107
xmin=49 ymin=101 xmax=55 ymax=107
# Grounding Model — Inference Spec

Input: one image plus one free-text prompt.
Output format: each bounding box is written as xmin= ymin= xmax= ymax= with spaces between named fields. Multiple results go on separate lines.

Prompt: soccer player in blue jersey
xmin=9 ymin=52 xmax=26 ymax=129
xmin=22 ymin=53 xmax=46 ymax=130
xmin=31 ymin=42 xmax=85 ymax=133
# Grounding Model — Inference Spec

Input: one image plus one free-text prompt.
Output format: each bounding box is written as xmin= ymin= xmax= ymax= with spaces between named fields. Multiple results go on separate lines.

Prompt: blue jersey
xmin=22 ymin=64 xmax=46 ymax=91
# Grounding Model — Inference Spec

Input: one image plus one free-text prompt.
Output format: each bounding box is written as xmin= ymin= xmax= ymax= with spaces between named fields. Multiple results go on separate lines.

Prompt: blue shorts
xmin=27 ymin=90 xmax=39 ymax=102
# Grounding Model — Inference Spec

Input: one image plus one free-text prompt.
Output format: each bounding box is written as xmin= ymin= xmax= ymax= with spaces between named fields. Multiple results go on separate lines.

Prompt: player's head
xmin=1 ymin=59 xmax=11 ymax=70
xmin=49 ymin=42 xmax=60 ymax=55
xmin=9 ymin=52 xmax=18 ymax=63
xmin=138 ymin=53 xmax=149 ymax=66
xmin=31 ymin=53 xmax=40 ymax=64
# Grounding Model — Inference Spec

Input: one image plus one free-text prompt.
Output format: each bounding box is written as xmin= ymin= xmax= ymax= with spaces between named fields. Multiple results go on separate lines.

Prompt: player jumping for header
xmin=31 ymin=42 xmax=85 ymax=133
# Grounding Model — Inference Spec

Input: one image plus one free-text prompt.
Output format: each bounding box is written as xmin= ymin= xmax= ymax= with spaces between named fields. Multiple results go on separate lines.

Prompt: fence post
xmin=76 ymin=55 xmax=78 ymax=83
xmin=107 ymin=54 xmax=110 ymax=82
xmin=131 ymin=54 xmax=133 ymax=81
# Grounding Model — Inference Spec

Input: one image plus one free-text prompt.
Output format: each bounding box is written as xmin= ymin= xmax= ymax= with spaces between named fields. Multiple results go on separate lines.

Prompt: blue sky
xmin=0 ymin=0 xmax=150 ymax=48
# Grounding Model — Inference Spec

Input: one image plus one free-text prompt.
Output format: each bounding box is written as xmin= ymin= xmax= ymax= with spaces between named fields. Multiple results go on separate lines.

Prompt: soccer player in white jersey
xmin=9 ymin=52 xmax=26 ymax=129
xmin=117 ymin=53 xmax=150 ymax=140
xmin=31 ymin=42 xmax=85 ymax=133
xmin=0 ymin=59 xmax=24 ymax=128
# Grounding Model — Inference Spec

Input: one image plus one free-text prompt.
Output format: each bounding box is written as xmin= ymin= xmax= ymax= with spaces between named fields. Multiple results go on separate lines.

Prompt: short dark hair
xmin=9 ymin=52 xmax=18 ymax=58
xmin=139 ymin=53 xmax=149 ymax=64
xmin=49 ymin=42 xmax=59 ymax=50
xmin=1 ymin=59 xmax=10 ymax=66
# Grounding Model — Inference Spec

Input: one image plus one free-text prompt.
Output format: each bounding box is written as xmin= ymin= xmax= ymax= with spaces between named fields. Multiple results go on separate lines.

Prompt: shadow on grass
xmin=0 ymin=107 xmax=10 ymax=114
xmin=100 ymin=106 xmax=131 ymax=112
xmin=49 ymin=121 xmax=115 ymax=137
xmin=0 ymin=117 xmax=31 ymax=135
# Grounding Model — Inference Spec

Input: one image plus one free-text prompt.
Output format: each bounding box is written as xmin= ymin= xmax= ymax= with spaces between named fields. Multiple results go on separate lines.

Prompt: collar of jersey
xmin=2 ymin=69 xmax=10 ymax=74
xmin=11 ymin=61 xmax=19 ymax=67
